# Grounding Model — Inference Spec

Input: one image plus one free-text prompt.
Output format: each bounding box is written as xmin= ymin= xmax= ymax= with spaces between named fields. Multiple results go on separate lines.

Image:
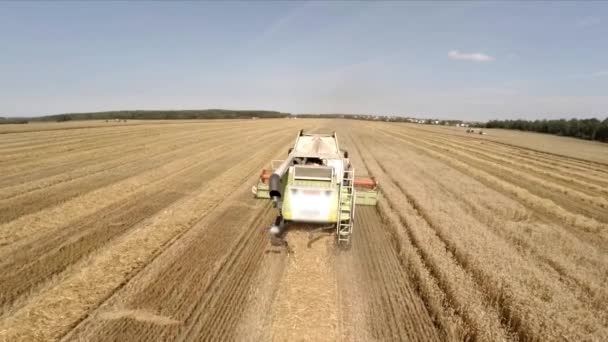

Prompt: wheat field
xmin=0 ymin=119 xmax=606 ymax=341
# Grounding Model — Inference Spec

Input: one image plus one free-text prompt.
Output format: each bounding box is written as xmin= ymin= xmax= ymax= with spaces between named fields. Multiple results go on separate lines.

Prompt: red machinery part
xmin=259 ymin=169 xmax=273 ymax=184
xmin=354 ymin=177 xmax=378 ymax=189
xmin=261 ymin=169 xmax=377 ymax=189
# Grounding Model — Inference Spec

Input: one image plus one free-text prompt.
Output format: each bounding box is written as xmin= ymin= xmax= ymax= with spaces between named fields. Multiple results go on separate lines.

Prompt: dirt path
xmin=268 ymin=229 xmax=341 ymax=341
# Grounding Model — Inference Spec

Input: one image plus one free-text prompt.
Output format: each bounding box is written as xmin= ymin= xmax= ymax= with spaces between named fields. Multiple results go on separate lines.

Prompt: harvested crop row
xmin=349 ymin=206 xmax=441 ymax=341
xmin=0 ymin=123 xmax=155 ymax=150
xmin=0 ymin=120 xmax=150 ymax=135
xmin=61 ymin=131 xmax=304 ymax=341
xmin=351 ymin=131 xmax=512 ymax=342
xmin=82 ymin=202 xmax=275 ymax=342
xmin=0 ymin=123 xmax=294 ymax=257
xmin=0 ymin=124 xmax=275 ymax=222
xmin=435 ymin=131 xmax=608 ymax=188
xmin=383 ymin=128 xmax=608 ymax=221
xmin=0 ymin=122 xmax=236 ymax=183
xmin=0 ymin=121 xmax=290 ymax=254
xmin=0 ymin=129 xmax=286 ymax=312
xmin=2 ymin=119 xmax=606 ymax=342
xmin=0 ymin=126 xmax=179 ymax=182
xmin=340 ymin=129 xmax=466 ymax=340
xmin=379 ymin=126 xmax=608 ymax=243
xmin=0 ymin=124 xmax=156 ymax=156
xmin=417 ymin=131 xmax=608 ymax=197
xmin=483 ymin=137 xmax=608 ymax=176
xmin=0 ymin=126 xmax=216 ymax=198
xmin=368 ymin=126 xmax=608 ymax=340
xmin=0 ymin=123 xmax=306 ymax=342
xmin=0 ymin=130 xmax=246 ymax=250
xmin=0 ymin=125 xmax=167 ymax=166
xmin=178 ymin=206 xmax=276 ymax=342
xmin=68 ymin=124 xmax=442 ymax=342
xmin=374 ymin=134 xmax=608 ymax=314
xmin=0 ymin=120 xmax=249 ymax=176
xmin=408 ymin=123 xmax=608 ymax=174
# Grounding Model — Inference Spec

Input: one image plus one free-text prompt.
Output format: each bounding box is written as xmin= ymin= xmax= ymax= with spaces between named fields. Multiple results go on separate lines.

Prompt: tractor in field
xmin=252 ymin=130 xmax=378 ymax=247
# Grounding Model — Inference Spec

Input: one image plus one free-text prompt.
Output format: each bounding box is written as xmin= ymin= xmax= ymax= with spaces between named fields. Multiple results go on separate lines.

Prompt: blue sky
xmin=1 ymin=1 xmax=607 ymax=120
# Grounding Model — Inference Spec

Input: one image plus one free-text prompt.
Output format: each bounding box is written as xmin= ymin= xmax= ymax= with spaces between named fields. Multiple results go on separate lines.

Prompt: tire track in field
xmin=0 ymin=130 xmax=284 ymax=310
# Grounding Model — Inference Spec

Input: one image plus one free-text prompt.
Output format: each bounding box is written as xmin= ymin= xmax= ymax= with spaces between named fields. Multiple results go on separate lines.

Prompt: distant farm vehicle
xmin=466 ymin=128 xmax=487 ymax=135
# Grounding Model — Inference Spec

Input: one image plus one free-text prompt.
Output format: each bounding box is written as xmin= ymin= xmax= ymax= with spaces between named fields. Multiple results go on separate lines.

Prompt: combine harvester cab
xmin=252 ymin=130 xmax=378 ymax=247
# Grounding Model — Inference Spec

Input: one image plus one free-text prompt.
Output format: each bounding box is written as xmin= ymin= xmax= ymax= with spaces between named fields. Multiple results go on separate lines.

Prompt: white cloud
xmin=592 ymin=70 xmax=608 ymax=77
xmin=448 ymin=50 xmax=495 ymax=62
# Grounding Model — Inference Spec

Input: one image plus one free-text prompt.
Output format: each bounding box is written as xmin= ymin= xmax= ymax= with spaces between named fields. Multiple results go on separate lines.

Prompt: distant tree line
xmin=480 ymin=118 xmax=608 ymax=143
xmin=295 ymin=113 xmax=414 ymax=122
xmin=36 ymin=110 xmax=289 ymax=122
xmin=0 ymin=117 xmax=29 ymax=124
xmin=5 ymin=110 xmax=608 ymax=143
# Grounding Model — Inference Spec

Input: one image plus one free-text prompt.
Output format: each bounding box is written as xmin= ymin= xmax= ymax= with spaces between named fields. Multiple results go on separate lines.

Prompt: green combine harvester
xmin=252 ymin=130 xmax=378 ymax=247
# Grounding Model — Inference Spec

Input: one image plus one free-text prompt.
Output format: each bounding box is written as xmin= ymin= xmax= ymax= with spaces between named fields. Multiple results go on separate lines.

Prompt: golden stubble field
xmin=0 ymin=119 xmax=606 ymax=341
